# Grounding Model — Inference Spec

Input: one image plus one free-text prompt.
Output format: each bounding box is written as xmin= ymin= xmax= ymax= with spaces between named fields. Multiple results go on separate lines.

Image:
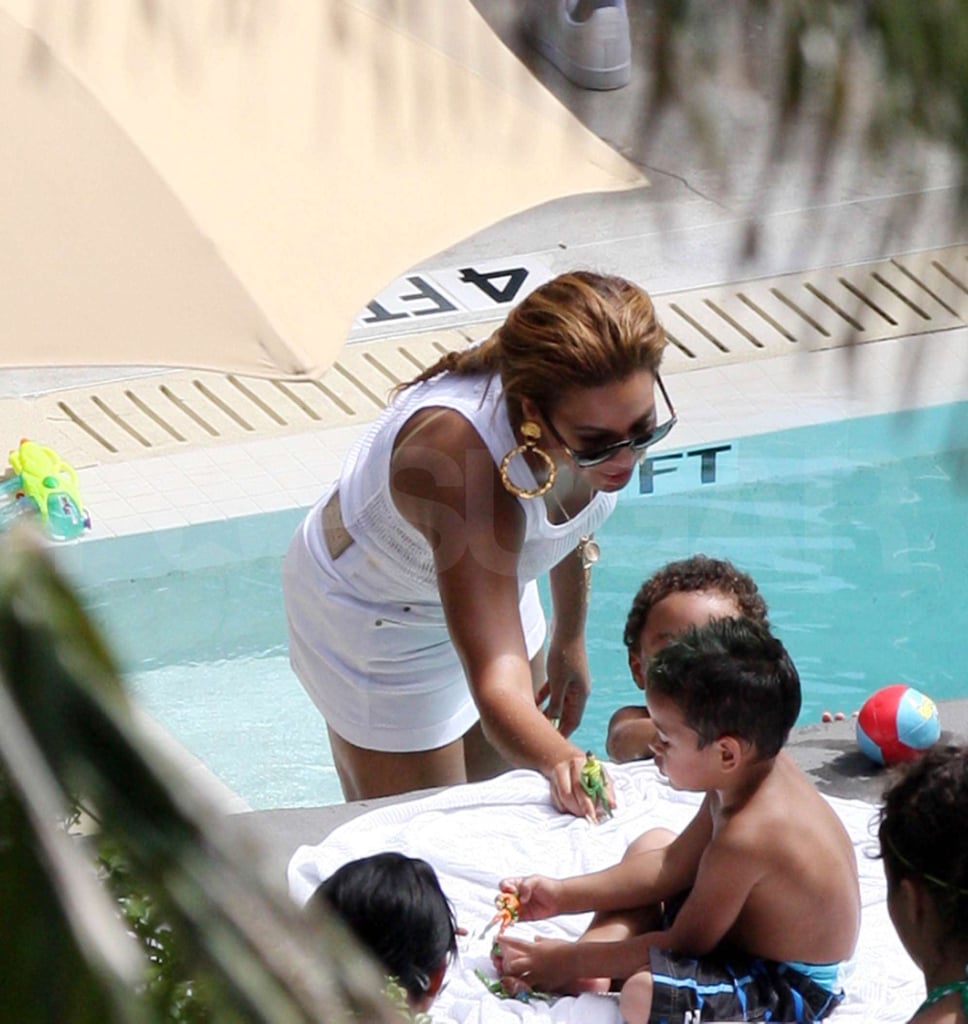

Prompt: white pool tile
xmin=182 ymin=502 xmax=226 ymax=526
xmin=76 ymin=518 xmax=117 ymax=542
xmin=263 ymin=453 xmax=333 ymax=488
xmin=141 ymin=508 xmax=192 ymax=531
xmin=108 ymin=470 xmax=164 ymax=499
xmin=212 ymin=447 xmax=264 ymax=472
xmin=126 ymin=487 xmax=183 ymax=515
xmin=80 ymin=491 xmax=122 ymax=516
xmin=282 ymin=483 xmax=330 ymax=507
xmin=303 ymin=452 xmax=344 ymax=480
xmin=108 ymin=514 xmax=156 ymax=537
xmin=276 ymin=431 xmax=340 ymax=458
xmin=253 ymin=490 xmax=306 ymax=513
xmin=162 ymin=449 xmax=221 ymax=472
xmin=223 ymin=471 xmax=285 ymax=497
xmin=200 ymin=478 xmax=252 ymax=502
xmin=165 ymin=487 xmax=226 ymax=520
xmin=133 ymin=461 xmax=195 ymax=488
xmin=237 ymin=437 xmax=309 ymax=466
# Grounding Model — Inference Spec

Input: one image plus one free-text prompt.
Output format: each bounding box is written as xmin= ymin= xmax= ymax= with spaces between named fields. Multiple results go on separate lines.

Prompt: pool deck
xmin=3 ymin=2 xmax=968 ymax=880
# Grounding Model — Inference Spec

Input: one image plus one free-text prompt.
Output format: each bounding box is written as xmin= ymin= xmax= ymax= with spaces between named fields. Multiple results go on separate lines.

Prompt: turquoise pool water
xmin=80 ymin=403 xmax=968 ymax=810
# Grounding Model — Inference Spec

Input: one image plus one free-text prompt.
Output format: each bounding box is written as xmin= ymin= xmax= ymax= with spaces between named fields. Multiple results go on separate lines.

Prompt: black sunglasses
xmin=543 ymin=374 xmax=677 ymax=469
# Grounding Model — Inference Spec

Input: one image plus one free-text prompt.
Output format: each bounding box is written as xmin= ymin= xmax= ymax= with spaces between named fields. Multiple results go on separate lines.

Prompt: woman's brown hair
xmin=398 ymin=271 xmax=666 ymax=414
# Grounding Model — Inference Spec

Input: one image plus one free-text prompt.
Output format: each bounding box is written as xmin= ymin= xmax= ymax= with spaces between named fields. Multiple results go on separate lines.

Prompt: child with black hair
xmin=607 ymin=554 xmax=769 ymax=763
xmin=306 ymin=852 xmax=458 ymax=1014
xmin=879 ymin=744 xmax=968 ymax=1023
xmin=498 ymin=618 xmax=860 ymax=1022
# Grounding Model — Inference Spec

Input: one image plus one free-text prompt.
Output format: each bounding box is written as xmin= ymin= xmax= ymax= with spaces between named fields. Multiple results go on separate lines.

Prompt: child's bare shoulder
xmin=720 ymin=755 xmax=844 ymax=846
xmin=773 ymin=753 xmax=846 ymax=823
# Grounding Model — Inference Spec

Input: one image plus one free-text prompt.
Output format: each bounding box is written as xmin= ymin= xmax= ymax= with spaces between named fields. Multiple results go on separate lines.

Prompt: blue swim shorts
xmin=647 ymin=945 xmax=843 ymax=1023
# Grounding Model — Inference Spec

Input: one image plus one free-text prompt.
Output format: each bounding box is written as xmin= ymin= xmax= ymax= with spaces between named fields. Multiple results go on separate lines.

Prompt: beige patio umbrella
xmin=0 ymin=0 xmax=643 ymax=380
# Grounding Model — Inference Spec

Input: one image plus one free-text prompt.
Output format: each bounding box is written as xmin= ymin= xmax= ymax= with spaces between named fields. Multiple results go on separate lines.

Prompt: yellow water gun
xmin=0 ymin=439 xmax=90 ymax=539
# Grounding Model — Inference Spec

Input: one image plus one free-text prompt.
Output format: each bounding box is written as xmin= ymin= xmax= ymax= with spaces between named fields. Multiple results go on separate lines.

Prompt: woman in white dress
xmin=283 ymin=271 xmax=674 ymax=818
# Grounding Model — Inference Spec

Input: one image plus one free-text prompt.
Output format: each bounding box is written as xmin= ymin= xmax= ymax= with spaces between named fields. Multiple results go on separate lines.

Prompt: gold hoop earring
xmin=499 ymin=421 xmax=556 ymax=499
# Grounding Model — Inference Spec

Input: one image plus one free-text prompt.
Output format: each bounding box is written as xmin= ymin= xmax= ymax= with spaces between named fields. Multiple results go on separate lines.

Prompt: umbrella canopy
xmin=0 ymin=0 xmax=643 ymax=380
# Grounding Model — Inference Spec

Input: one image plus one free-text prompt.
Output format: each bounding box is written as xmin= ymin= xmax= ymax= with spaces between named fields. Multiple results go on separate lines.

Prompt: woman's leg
xmin=327 ymin=726 xmax=467 ymax=801
xmin=463 ymin=649 xmax=547 ymax=782
xmin=462 ymin=720 xmax=509 ymax=783
xmin=327 ymin=651 xmax=547 ymax=797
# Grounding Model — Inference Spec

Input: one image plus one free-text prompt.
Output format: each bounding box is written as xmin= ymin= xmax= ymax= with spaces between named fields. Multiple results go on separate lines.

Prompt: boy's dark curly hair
xmin=878 ymin=744 xmax=968 ymax=947
xmin=623 ymin=555 xmax=769 ymax=650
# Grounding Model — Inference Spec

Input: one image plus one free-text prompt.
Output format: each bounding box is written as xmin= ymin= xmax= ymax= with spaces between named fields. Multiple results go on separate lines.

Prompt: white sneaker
xmin=526 ymin=0 xmax=631 ymax=91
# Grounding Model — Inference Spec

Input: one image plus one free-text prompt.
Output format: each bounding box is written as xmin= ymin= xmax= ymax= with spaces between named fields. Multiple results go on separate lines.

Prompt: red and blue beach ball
xmin=855 ymin=684 xmax=941 ymax=766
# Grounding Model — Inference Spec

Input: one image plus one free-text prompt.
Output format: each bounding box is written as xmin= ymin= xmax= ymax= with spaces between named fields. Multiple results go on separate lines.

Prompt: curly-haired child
xmin=607 ymin=554 xmax=769 ymax=762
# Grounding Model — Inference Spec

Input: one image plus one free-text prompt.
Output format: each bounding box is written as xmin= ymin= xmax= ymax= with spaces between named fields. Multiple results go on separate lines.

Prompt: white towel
xmin=288 ymin=764 xmax=923 ymax=1022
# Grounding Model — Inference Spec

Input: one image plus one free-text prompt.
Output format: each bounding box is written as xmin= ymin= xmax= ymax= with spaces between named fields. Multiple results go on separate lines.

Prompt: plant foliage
xmin=0 ymin=527 xmax=400 ymax=1023
xmin=643 ymin=1 xmax=967 ymax=210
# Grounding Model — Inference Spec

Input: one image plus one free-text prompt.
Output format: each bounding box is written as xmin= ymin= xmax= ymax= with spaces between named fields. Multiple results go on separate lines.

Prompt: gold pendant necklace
xmin=579 ymin=535 xmax=601 ymax=572
xmin=546 ymin=487 xmax=600 ymax=578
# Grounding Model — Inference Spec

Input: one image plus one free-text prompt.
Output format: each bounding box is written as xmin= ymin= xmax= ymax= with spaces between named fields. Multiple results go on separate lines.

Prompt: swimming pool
xmin=78 ymin=401 xmax=968 ymax=810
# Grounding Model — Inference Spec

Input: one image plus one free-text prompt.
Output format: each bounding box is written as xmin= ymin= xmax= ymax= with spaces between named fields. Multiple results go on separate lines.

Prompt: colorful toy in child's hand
xmin=481 ymin=891 xmax=519 ymax=938
xmin=474 ymin=967 xmax=554 ymax=1003
xmin=0 ymin=439 xmax=90 ymax=540
xmin=580 ymin=751 xmax=612 ymax=821
xmin=480 ymin=932 xmax=556 ymax=1004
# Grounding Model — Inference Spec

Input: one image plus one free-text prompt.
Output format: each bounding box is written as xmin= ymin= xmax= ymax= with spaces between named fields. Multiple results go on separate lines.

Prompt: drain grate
xmin=653 ymin=247 xmax=966 ymax=372
xmin=26 ymin=244 xmax=968 ymax=464
xmin=40 ymin=331 xmax=467 ymax=462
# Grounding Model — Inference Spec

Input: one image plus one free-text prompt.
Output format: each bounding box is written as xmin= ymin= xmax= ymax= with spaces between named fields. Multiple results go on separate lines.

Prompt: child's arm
xmin=504 ymin=798 xmax=713 ymax=918
xmin=503 ymin=883 xmax=761 ymax=989
xmin=499 ymin=838 xmax=761 ymax=995
xmin=605 ymin=706 xmax=657 ymax=762
xmin=655 ymin=819 xmax=767 ymax=955
xmin=499 ymin=931 xmax=666 ymax=988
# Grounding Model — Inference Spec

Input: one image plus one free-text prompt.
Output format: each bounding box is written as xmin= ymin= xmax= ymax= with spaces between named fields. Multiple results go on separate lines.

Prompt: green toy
xmin=474 ymin=968 xmax=554 ymax=1004
xmin=580 ymin=751 xmax=612 ymax=820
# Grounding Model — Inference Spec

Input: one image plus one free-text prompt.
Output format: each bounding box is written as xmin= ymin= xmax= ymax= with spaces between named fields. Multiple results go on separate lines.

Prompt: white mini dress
xmin=282 ymin=371 xmax=617 ymax=753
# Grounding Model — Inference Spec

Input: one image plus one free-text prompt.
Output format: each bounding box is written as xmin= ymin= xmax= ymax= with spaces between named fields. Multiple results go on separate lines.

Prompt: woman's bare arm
xmin=390 ymin=409 xmax=596 ymax=816
xmin=544 ymin=548 xmax=591 ymax=738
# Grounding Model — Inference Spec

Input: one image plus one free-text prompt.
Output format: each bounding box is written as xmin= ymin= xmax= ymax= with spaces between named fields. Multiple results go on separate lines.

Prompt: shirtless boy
xmin=498 ymin=618 xmax=860 ymax=1023
xmin=607 ymin=554 xmax=768 ymax=763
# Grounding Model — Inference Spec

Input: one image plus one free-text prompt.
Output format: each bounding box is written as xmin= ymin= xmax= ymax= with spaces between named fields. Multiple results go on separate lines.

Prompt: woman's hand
xmin=549 ymin=750 xmax=616 ymax=822
xmin=542 ymin=637 xmax=590 ymax=737
xmin=499 ymin=875 xmax=563 ymax=921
